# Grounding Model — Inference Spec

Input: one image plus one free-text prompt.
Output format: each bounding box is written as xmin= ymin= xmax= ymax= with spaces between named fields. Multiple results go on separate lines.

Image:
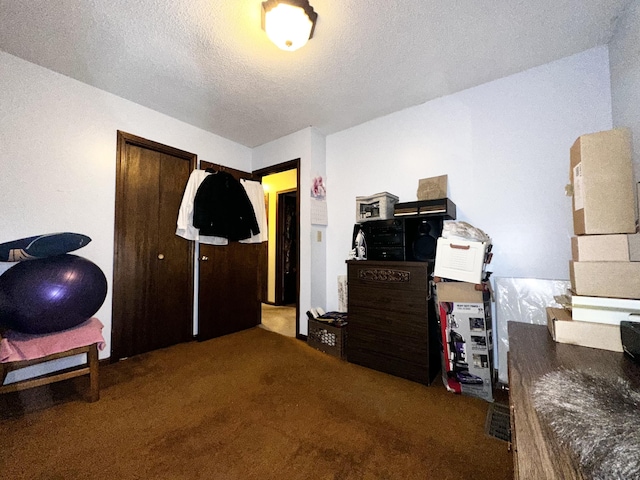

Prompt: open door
xmin=277 ymin=190 xmax=297 ymax=305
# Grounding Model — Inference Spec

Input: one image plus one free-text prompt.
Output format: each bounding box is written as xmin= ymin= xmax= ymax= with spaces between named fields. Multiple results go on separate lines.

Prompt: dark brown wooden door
xmin=276 ymin=190 xmax=297 ymax=305
xmin=112 ymin=132 xmax=196 ymax=360
xmin=197 ymin=162 xmax=266 ymax=341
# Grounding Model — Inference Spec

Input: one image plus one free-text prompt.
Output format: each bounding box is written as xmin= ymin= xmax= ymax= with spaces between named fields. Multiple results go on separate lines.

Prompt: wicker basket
xmin=307 ymin=318 xmax=347 ymax=359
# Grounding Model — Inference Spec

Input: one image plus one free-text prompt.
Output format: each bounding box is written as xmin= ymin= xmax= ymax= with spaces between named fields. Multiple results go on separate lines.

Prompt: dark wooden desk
xmin=508 ymin=322 xmax=640 ymax=479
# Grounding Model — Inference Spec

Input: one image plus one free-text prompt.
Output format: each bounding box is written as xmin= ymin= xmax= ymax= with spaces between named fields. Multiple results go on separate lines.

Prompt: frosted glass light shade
xmin=263 ymin=3 xmax=314 ymax=51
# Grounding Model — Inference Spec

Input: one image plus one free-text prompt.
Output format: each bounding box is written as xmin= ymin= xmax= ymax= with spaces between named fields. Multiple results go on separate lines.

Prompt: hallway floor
xmin=260 ymin=304 xmax=296 ymax=337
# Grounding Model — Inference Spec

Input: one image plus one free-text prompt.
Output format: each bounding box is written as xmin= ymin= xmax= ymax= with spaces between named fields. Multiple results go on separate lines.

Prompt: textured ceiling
xmin=0 ymin=0 xmax=632 ymax=147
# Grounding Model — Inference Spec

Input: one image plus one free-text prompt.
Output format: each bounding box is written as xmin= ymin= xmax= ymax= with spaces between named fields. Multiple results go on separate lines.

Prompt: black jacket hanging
xmin=193 ymin=171 xmax=260 ymax=241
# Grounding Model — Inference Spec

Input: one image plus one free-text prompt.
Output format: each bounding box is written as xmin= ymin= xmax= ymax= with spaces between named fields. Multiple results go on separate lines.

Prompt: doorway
xmin=254 ymin=160 xmax=300 ymax=338
xmin=277 ymin=190 xmax=297 ymax=306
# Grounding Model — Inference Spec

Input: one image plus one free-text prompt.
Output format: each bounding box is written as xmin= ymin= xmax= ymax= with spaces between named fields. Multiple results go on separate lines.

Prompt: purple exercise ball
xmin=0 ymin=254 xmax=107 ymax=334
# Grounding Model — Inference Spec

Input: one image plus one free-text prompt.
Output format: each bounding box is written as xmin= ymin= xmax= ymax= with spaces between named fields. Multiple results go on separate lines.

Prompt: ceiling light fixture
xmin=261 ymin=0 xmax=318 ymax=52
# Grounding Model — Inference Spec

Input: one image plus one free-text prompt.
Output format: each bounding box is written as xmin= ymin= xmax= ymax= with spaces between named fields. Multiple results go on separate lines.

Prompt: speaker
xmin=404 ymin=217 xmax=443 ymax=262
xmin=621 ymin=321 xmax=640 ymax=364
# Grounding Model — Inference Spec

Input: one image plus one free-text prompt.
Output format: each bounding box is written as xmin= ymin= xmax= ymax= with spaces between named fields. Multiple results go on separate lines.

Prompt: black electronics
xmin=394 ymin=198 xmax=457 ymax=220
xmin=355 ymin=217 xmax=444 ymax=262
xmin=359 ymin=219 xmax=405 ymax=261
xmin=621 ymin=321 xmax=640 ymax=364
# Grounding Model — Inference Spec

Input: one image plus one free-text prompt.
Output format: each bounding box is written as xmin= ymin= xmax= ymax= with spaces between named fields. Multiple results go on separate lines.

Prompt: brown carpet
xmin=0 ymin=327 xmax=512 ymax=479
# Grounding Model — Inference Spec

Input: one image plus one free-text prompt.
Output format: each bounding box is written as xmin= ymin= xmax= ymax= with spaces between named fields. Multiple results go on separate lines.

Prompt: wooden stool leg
xmin=88 ymin=343 xmax=99 ymax=402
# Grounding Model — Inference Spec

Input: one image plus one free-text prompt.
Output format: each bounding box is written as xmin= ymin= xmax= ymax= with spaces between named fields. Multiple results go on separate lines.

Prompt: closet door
xmin=197 ymin=162 xmax=265 ymax=341
xmin=112 ymin=132 xmax=196 ymax=360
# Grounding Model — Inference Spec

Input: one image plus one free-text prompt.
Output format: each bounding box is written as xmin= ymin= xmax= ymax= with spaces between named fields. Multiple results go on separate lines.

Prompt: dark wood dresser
xmin=508 ymin=322 xmax=640 ymax=479
xmin=346 ymin=260 xmax=440 ymax=385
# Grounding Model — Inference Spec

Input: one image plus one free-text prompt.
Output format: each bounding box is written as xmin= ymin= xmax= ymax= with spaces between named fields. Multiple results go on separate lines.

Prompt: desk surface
xmin=508 ymin=322 xmax=640 ymax=480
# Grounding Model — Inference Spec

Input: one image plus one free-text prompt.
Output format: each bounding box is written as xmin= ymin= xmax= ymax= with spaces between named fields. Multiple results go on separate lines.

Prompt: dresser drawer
xmin=348 ymin=315 xmax=428 ymax=348
xmin=347 ymin=326 xmax=428 ymax=364
xmin=348 ymin=261 xmax=429 ymax=293
xmin=349 ymin=285 xmax=427 ymax=316
xmin=347 ymin=307 xmax=428 ymax=338
xmin=347 ymin=346 xmax=433 ymax=385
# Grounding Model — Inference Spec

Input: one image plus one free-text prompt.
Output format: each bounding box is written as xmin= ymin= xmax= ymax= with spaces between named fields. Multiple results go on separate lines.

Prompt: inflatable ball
xmin=0 ymin=254 xmax=107 ymax=334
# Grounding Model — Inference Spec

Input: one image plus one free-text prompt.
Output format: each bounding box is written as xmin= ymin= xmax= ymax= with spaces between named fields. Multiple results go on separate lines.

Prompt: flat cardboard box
xmin=570 ymin=261 xmax=640 ymax=299
xmin=571 ymin=234 xmax=640 ymax=262
xmin=417 ymin=175 xmax=447 ymax=201
xmin=546 ymin=307 xmax=623 ymax=352
xmin=436 ymin=281 xmax=489 ymax=303
xmin=434 ymin=238 xmax=488 ymax=284
xmin=570 ymin=128 xmax=635 ymax=235
xmin=439 ymin=295 xmax=494 ymax=402
xmin=571 ymin=295 xmax=640 ymax=325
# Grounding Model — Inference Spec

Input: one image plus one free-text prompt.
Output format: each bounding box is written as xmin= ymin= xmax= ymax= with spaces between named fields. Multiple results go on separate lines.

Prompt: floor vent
xmin=485 ymin=402 xmax=511 ymax=443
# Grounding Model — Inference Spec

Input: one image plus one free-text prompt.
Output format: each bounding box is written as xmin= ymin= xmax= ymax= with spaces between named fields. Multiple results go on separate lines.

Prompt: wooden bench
xmin=0 ymin=341 xmax=100 ymax=402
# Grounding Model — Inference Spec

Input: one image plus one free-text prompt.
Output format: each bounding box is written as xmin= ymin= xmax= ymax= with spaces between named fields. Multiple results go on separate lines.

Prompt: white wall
xmin=309 ymin=129 xmax=327 ymax=311
xmin=0 ymin=52 xmax=251 ymax=377
xmin=325 ymin=46 xmax=613 ymax=310
xmin=252 ymin=127 xmax=327 ymax=335
xmin=610 ymin=0 xmax=640 ymax=179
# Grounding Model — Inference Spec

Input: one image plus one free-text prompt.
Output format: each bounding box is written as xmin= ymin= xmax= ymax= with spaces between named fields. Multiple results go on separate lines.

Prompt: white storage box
xmin=355 ymin=192 xmax=399 ymax=222
xmin=434 ymin=238 xmax=489 ymax=284
xmin=571 ymin=295 xmax=640 ymax=326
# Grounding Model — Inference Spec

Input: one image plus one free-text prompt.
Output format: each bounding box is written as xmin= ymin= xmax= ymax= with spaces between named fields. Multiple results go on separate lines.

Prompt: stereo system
xmin=353 ymin=198 xmax=457 ymax=262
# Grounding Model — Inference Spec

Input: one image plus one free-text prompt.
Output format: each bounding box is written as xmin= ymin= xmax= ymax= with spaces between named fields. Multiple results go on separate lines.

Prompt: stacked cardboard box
xmin=550 ymin=128 xmax=637 ymax=352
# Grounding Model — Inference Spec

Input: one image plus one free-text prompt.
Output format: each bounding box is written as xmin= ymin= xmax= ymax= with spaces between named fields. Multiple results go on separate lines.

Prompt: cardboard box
xmin=355 ymin=192 xmax=399 ymax=223
xmin=571 ymin=295 xmax=640 ymax=325
xmin=417 ymin=175 xmax=447 ymax=201
xmin=546 ymin=307 xmax=623 ymax=352
xmin=436 ymin=280 xmax=488 ymax=303
xmin=434 ymin=238 xmax=488 ymax=284
xmin=437 ymin=282 xmax=493 ymax=402
xmin=571 ymin=234 xmax=640 ymax=262
xmin=570 ymin=128 xmax=635 ymax=235
xmin=570 ymin=261 xmax=640 ymax=299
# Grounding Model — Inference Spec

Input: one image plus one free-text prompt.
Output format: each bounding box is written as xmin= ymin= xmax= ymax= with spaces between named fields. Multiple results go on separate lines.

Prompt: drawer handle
xmin=449 ymin=244 xmax=471 ymax=250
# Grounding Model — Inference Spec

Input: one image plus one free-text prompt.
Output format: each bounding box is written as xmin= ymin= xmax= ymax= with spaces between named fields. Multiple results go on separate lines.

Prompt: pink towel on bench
xmin=0 ymin=318 xmax=106 ymax=363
